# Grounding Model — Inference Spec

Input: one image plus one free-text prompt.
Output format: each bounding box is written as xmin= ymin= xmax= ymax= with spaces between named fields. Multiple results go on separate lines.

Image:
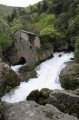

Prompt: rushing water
xmin=2 ymin=52 xmax=74 ymax=103
xmin=11 ymin=64 xmax=25 ymax=74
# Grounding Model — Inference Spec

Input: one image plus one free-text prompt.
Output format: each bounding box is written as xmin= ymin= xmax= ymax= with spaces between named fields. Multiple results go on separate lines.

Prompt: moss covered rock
xmin=0 ymin=62 xmax=20 ymax=97
xmin=27 ymin=88 xmax=51 ymax=105
xmin=60 ymin=62 xmax=79 ymax=90
xmin=19 ymin=64 xmax=37 ymax=82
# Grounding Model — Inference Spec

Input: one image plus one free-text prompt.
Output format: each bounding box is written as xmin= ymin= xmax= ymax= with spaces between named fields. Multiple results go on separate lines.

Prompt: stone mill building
xmin=14 ymin=29 xmax=41 ymax=65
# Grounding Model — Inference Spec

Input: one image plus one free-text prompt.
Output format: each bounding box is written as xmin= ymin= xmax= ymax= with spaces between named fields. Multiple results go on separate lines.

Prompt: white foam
xmin=2 ymin=52 xmax=74 ymax=103
xmin=11 ymin=64 xmax=25 ymax=74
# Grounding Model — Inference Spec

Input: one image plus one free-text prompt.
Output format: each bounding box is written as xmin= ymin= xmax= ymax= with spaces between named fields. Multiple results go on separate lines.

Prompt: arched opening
xmin=19 ymin=57 xmax=26 ymax=64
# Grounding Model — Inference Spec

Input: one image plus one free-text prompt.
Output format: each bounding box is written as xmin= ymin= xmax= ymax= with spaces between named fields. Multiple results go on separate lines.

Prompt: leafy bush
xmin=0 ymin=18 xmax=11 ymax=50
xmin=40 ymin=25 xmax=60 ymax=40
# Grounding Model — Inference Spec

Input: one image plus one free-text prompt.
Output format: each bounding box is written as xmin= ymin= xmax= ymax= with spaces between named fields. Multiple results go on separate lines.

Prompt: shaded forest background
xmin=0 ymin=0 xmax=79 ymax=60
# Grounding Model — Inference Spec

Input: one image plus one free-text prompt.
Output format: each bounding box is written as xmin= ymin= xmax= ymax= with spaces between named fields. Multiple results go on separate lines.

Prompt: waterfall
xmin=2 ymin=52 xmax=74 ymax=103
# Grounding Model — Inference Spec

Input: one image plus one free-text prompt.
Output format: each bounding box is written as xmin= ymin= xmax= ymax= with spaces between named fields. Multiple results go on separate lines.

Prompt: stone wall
xmin=14 ymin=30 xmax=41 ymax=65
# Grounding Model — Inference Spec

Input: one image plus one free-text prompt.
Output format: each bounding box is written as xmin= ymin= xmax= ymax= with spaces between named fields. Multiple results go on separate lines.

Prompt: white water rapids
xmin=2 ymin=52 xmax=74 ymax=103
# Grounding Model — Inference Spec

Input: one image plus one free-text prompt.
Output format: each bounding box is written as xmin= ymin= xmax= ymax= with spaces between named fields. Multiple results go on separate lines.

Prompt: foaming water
xmin=11 ymin=64 xmax=25 ymax=74
xmin=2 ymin=52 xmax=74 ymax=103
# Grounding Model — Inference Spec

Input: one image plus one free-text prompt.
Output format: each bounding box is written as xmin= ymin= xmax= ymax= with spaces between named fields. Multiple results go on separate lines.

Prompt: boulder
xmin=1 ymin=101 xmax=78 ymax=120
xmin=49 ymin=90 xmax=79 ymax=118
xmin=19 ymin=65 xmax=37 ymax=82
xmin=27 ymin=88 xmax=51 ymax=105
xmin=60 ymin=62 xmax=79 ymax=90
xmin=0 ymin=62 xmax=20 ymax=97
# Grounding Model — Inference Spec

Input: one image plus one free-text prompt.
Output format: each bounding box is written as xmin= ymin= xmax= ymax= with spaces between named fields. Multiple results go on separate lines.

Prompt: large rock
xmin=1 ymin=101 xmax=78 ymax=120
xmin=0 ymin=62 xmax=20 ymax=97
xmin=19 ymin=65 xmax=37 ymax=82
xmin=60 ymin=62 xmax=79 ymax=90
xmin=27 ymin=88 xmax=52 ymax=105
xmin=37 ymin=48 xmax=53 ymax=63
xmin=49 ymin=90 xmax=79 ymax=118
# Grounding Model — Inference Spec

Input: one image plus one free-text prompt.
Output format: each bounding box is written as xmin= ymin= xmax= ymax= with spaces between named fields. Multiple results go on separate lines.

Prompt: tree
xmin=44 ymin=14 xmax=56 ymax=27
xmin=37 ymin=2 xmax=42 ymax=13
xmin=40 ymin=25 xmax=60 ymax=46
xmin=10 ymin=18 xmax=23 ymax=35
xmin=0 ymin=18 xmax=11 ymax=50
xmin=10 ymin=9 xmax=17 ymax=22
xmin=42 ymin=0 xmax=48 ymax=12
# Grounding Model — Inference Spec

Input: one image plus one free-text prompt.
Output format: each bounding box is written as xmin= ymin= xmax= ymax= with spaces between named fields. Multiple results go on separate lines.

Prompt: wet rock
xmin=1 ymin=101 xmax=78 ymax=120
xmin=19 ymin=65 xmax=37 ymax=82
xmin=0 ymin=62 xmax=21 ymax=97
xmin=58 ymin=54 xmax=62 ymax=57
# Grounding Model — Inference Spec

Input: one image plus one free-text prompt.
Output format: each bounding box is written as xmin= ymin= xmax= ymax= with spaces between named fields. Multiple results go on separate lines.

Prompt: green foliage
xmin=10 ymin=18 xmax=23 ymax=35
xmin=1 ymin=0 xmax=79 ymax=54
xmin=44 ymin=14 xmax=56 ymax=27
xmin=0 ymin=18 xmax=11 ymax=49
xmin=40 ymin=25 xmax=58 ymax=38
xmin=37 ymin=2 xmax=42 ymax=13
xmin=40 ymin=25 xmax=60 ymax=47
xmin=42 ymin=0 xmax=48 ymax=12
xmin=0 ymin=4 xmax=13 ymax=19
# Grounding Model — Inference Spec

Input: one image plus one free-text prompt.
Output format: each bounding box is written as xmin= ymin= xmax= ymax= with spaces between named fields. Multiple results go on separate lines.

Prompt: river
xmin=2 ymin=52 xmax=74 ymax=103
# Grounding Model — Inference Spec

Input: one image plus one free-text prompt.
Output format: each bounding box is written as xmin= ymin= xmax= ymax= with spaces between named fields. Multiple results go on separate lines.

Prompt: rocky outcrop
xmin=27 ymin=89 xmax=79 ymax=118
xmin=7 ymin=51 xmax=19 ymax=65
xmin=1 ymin=101 xmax=78 ymax=120
xmin=0 ymin=62 xmax=21 ymax=97
xmin=60 ymin=61 xmax=79 ymax=90
xmin=37 ymin=47 xmax=53 ymax=63
xmin=49 ymin=90 xmax=79 ymax=118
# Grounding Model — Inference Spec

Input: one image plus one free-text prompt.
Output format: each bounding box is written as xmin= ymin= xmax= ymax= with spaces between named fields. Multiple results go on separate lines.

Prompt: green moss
xmin=27 ymin=89 xmax=40 ymax=102
xmin=27 ymin=88 xmax=51 ymax=105
xmin=60 ymin=75 xmax=77 ymax=90
xmin=45 ymin=111 xmax=54 ymax=119
xmin=29 ymin=34 xmax=36 ymax=43
xmin=26 ymin=70 xmax=37 ymax=80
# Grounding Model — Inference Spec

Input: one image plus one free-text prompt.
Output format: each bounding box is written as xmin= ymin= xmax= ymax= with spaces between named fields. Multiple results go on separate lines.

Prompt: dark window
xmin=19 ymin=57 xmax=26 ymax=65
xmin=20 ymin=37 xmax=22 ymax=41
xmin=30 ymin=45 xmax=32 ymax=49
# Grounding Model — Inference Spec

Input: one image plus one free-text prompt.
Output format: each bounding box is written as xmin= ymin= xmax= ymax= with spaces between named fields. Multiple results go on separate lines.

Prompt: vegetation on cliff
xmin=0 ymin=0 xmax=79 ymax=53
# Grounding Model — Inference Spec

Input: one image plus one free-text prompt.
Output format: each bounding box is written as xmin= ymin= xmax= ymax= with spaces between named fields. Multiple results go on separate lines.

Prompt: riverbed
xmin=2 ymin=52 xmax=74 ymax=103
